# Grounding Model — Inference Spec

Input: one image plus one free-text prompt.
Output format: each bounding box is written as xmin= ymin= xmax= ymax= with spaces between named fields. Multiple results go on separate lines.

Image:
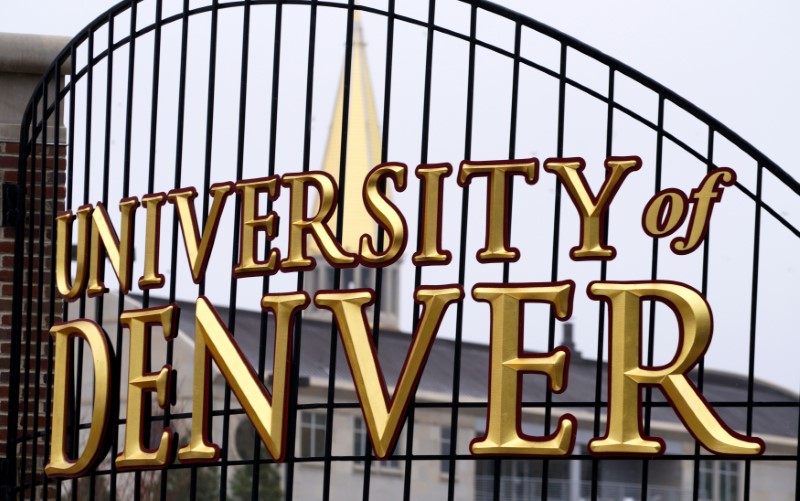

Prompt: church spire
xmin=318 ymin=11 xmax=382 ymax=253
xmin=306 ymin=12 xmax=401 ymax=329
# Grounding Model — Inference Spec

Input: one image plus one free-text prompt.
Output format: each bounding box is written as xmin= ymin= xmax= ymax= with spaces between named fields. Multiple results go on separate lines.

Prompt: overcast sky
xmin=2 ymin=1 xmax=797 ymax=174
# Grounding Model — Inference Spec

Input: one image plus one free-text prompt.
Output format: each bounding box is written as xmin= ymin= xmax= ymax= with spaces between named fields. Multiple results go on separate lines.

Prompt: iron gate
xmin=5 ymin=0 xmax=800 ymax=499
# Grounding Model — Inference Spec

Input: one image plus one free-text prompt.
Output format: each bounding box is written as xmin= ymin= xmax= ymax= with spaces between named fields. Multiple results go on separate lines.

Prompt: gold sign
xmin=45 ymin=156 xmax=762 ymax=478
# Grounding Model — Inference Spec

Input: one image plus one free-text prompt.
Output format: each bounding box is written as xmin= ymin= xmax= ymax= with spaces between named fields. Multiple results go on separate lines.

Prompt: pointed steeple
xmin=318 ymin=11 xmax=382 ymax=253
xmin=306 ymin=12 xmax=401 ymax=329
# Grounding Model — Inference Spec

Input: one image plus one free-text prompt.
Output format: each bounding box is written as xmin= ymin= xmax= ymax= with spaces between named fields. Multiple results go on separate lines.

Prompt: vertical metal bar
xmin=119 ymin=4 xmax=139 ymax=498
xmin=200 ymin=1 xmax=221 ymax=496
xmin=413 ymin=0 xmax=438 ymax=497
xmin=586 ymin=56 xmax=599 ymax=501
xmin=491 ymin=459 xmax=501 ymax=501
xmin=490 ymin=20 xmax=522 ymax=501
xmin=146 ymin=0 xmax=163 ymax=203
xmin=64 ymin=39 xmax=77 ymax=289
xmin=198 ymin=0 xmax=219 ymax=299
xmin=160 ymin=1 xmax=190 ymax=497
xmin=640 ymin=94 xmax=665 ymax=501
xmin=395 ymin=0 xmax=428 ymax=493
xmin=20 ymin=83 xmax=40 ymax=496
xmin=142 ymin=0 xmax=164 ymax=415
xmin=285 ymin=0 xmax=317 ymax=497
xmin=378 ymin=9 xmax=395 ymax=229
xmin=407 ymin=0 xmax=438 ymax=491
xmin=743 ymin=164 xmax=763 ymax=501
xmin=58 ymin=50 xmax=77 ymax=501
xmin=72 ymin=27 xmax=95 ymax=501
xmin=216 ymin=0 xmax=241 ymax=490
xmin=7 ymin=78 xmax=32 ymax=501
xmin=590 ymin=64 xmax=616 ymax=501
xmin=544 ymin=41 xmax=568 ymax=501
xmin=141 ymin=2 xmax=164 ymax=498
xmin=447 ymin=2 xmax=477 ymax=500
xmin=796 ymin=377 xmax=800 ymax=495
xmin=46 ymin=49 xmax=71 ymax=501
xmin=691 ymin=127 xmax=715 ymax=501
xmin=101 ymin=12 xmax=116 ymax=499
xmin=225 ymin=0 xmax=252 ymax=497
xmin=249 ymin=0 xmax=284 ymax=497
xmin=353 ymin=2 xmax=394 ymax=497
xmin=418 ymin=0 xmax=436 ymax=169
xmin=505 ymin=22 xmax=522 ymax=279
xmin=322 ymin=2 xmax=356 ymax=498
xmin=82 ymin=32 xmax=94 ymax=212
xmin=375 ymin=0 xmax=396 ymax=495
xmin=13 ymin=94 xmax=30 ymax=488
xmin=32 ymin=66 xmax=53 ymax=499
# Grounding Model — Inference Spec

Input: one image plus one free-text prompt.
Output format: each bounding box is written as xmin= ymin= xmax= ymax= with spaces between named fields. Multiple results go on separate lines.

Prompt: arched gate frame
xmin=5 ymin=0 xmax=800 ymax=499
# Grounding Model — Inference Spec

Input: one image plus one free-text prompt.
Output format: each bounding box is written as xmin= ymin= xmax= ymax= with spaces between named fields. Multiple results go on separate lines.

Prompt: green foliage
xmin=230 ymin=463 xmax=283 ymax=501
xmin=231 ymin=421 xmax=284 ymax=500
xmin=164 ymin=466 xmax=221 ymax=501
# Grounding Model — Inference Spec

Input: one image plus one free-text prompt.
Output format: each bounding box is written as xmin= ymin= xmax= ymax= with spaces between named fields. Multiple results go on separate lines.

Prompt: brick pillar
xmin=0 ymin=33 xmax=70 ymax=495
xmin=0 ymin=131 xmax=16 ymax=455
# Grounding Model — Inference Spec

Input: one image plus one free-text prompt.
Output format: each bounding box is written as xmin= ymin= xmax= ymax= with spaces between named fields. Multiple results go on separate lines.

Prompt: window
xmin=475 ymin=458 xmax=573 ymax=501
xmin=353 ymin=415 xmax=367 ymax=460
xmin=353 ymin=416 xmax=403 ymax=470
xmin=475 ymin=460 xmax=540 ymax=501
xmin=324 ymin=265 xmax=335 ymax=290
xmin=361 ymin=267 xmax=374 ymax=288
xmin=440 ymin=427 xmax=451 ymax=474
xmin=300 ymin=412 xmax=326 ymax=457
xmin=699 ymin=460 xmax=739 ymax=501
xmin=342 ymin=268 xmax=355 ymax=289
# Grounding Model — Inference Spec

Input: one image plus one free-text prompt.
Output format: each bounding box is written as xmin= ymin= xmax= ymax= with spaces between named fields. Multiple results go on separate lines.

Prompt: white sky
xmin=3 ymin=1 xmax=797 ymax=172
xmin=2 ymin=1 xmax=800 ymax=391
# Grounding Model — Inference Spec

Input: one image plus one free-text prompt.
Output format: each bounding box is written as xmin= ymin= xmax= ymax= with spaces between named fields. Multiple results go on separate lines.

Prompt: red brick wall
xmin=0 ymin=138 xmax=66 ymax=493
xmin=0 ymin=139 xmax=20 ymax=457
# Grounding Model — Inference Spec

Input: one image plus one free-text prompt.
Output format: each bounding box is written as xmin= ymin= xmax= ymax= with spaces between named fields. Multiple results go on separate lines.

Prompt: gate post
xmin=0 ymin=32 xmax=68 ymax=497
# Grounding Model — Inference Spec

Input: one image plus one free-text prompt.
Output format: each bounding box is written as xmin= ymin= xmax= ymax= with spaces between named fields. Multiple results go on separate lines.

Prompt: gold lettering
xmin=643 ymin=189 xmax=687 ymax=237
xmin=315 ymin=286 xmax=462 ymax=458
xmin=458 ymin=158 xmax=538 ymax=262
xmin=87 ymin=198 xmax=139 ymax=296
xmin=470 ymin=282 xmax=576 ymax=456
xmin=178 ymin=294 xmax=309 ymax=462
xmin=168 ymin=183 xmax=234 ymax=284
xmin=672 ymin=168 xmax=736 ymax=254
xmin=234 ymin=177 xmax=281 ymax=277
xmin=544 ymin=157 xmax=640 ymax=260
xmin=55 ymin=205 xmax=92 ymax=300
xmin=46 ymin=320 xmax=112 ymax=477
xmin=116 ymin=305 xmax=178 ymax=470
xmin=360 ymin=163 xmax=408 ymax=266
xmin=588 ymin=281 xmax=764 ymax=456
xmin=138 ymin=193 xmax=167 ymax=289
xmin=412 ymin=164 xmax=452 ymax=266
xmin=281 ymin=172 xmax=356 ymax=270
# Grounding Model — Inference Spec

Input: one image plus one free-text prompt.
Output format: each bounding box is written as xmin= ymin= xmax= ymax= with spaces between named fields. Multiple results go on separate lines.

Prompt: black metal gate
xmin=5 ymin=0 xmax=800 ymax=499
